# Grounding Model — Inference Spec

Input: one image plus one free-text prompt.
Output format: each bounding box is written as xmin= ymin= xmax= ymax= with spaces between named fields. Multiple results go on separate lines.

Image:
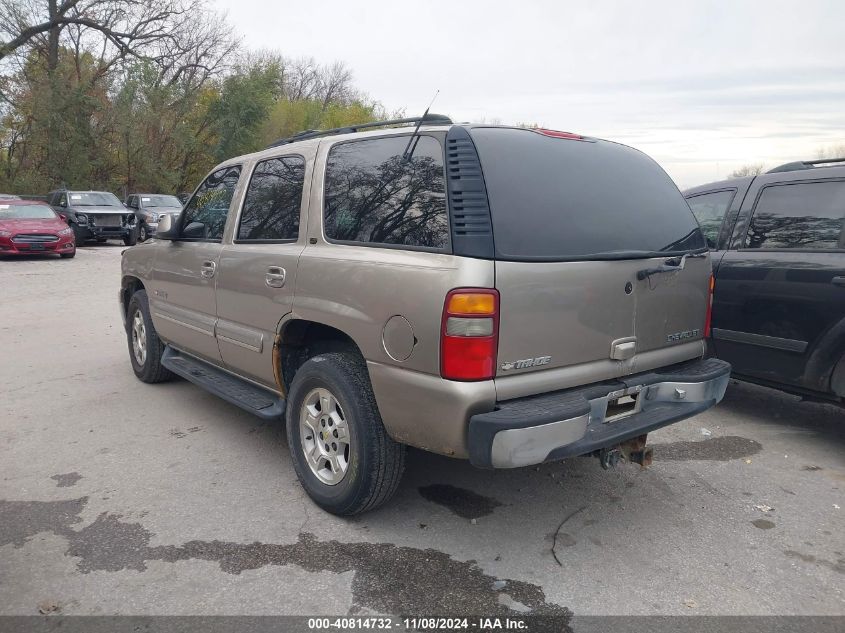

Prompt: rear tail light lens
xmin=534 ymin=128 xmax=583 ymax=140
xmin=441 ymin=289 xmax=499 ymax=381
xmin=704 ymin=274 xmax=715 ymax=338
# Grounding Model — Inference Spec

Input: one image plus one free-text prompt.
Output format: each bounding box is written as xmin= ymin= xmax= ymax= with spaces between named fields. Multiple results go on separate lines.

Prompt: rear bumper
xmin=468 ymin=357 xmax=731 ymax=468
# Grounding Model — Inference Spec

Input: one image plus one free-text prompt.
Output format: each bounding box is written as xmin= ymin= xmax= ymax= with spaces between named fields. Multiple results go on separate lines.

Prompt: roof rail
xmin=767 ymin=157 xmax=845 ymax=174
xmin=264 ymin=113 xmax=453 ymax=149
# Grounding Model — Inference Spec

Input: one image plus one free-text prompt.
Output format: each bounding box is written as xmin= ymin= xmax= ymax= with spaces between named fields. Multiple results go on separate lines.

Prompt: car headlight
xmin=148 ymin=212 xmax=159 ymax=222
xmin=0 ymin=229 xmax=10 ymax=237
xmin=59 ymin=227 xmax=73 ymax=236
xmin=75 ymin=213 xmax=88 ymax=224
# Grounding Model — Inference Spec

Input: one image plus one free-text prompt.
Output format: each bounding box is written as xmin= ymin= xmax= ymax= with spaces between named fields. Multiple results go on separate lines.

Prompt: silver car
xmin=120 ymin=115 xmax=730 ymax=515
xmin=125 ymin=194 xmax=183 ymax=242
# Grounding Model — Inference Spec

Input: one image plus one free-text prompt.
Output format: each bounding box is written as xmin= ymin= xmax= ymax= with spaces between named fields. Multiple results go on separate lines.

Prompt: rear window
xmin=470 ymin=128 xmax=706 ymax=261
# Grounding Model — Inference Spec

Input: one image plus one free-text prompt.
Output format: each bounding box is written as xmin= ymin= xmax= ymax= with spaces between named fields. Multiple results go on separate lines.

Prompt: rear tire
xmin=286 ymin=352 xmax=405 ymax=515
xmin=126 ymin=289 xmax=173 ymax=383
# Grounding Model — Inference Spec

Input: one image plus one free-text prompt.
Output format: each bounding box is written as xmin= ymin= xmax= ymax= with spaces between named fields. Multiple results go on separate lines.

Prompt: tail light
xmin=534 ymin=128 xmax=583 ymax=140
xmin=441 ymin=288 xmax=499 ymax=381
xmin=704 ymin=274 xmax=715 ymax=338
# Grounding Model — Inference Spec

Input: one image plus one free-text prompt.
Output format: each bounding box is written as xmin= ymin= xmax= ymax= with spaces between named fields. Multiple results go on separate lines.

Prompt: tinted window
xmin=324 ymin=135 xmax=448 ymax=249
xmin=181 ymin=165 xmax=242 ymax=240
xmin=470 ymin=128 xmax=706 ymax=260
xmin=237 ymin=156 xmax=305 ymax=241
xmin=746 ymin=181 xmax=845 ymax=250
xmin=686 ymin=190 xmax=735 ymax=248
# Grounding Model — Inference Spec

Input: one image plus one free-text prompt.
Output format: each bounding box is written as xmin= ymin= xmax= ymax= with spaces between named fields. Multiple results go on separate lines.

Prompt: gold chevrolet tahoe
xmin=120 ymin=115 xmax=730 ymax=515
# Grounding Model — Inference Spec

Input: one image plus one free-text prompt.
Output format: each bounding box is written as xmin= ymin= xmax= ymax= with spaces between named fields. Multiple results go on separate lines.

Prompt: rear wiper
xmin=636 ymin=253 xmax=704 ymax=281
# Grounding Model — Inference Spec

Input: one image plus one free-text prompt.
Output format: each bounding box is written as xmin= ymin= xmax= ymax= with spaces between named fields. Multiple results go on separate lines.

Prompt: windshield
xmin=0 ymin=203 xmax=58 ymax=220
xmin=69 ymin=192 xmax=122 ymax=207
xmin=470 ymin=127 xmax=706 ymax=261
xmin=141 ymin=195 xmax=181 ymax=208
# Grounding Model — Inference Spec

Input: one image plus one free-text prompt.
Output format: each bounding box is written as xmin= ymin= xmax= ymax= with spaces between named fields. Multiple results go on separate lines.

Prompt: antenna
xmin=402 ymin=89 xmax=440 ymax=161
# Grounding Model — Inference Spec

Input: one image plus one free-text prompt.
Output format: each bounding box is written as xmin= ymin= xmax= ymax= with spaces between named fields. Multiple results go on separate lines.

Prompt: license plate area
xmin=28 ymin=243 xmax=45 ymax=251
xmin=603 ymin=386 xmax=644 ymax=423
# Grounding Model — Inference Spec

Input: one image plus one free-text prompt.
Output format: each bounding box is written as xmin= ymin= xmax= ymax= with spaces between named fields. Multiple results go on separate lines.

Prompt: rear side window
xmin=237 ymin=156 xmax=305 ymax=242
xmin=686 ymin=189 xmax=735 ymax=248
xmin=470 ymin=128 xmax=705 ymax=261
xmin=746 ymin=181 xmax=845 ymax=250
xmin=323 ymin=135 xmax=449 ymax=250
xmin=181 ymin=165 xmax=242 ymax=241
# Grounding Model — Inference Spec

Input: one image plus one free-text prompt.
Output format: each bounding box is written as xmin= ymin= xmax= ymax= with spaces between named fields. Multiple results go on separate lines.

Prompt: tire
xmin=60 ymin=250 xmax=75 ymax=259
xmin=96 ymin=238 xmax=107 ymax=243
xmin=126 ymin=289 xmax=173 ymax=384
xmin=286 ymin=352 xmax=405 ymax=515
xmin=72 ymin=225 xmax=87 ymax=246
xmin=139 ymin=224 xmax=148 ymax=242
xmin=123 ymin=229 xmax=138 ymax=246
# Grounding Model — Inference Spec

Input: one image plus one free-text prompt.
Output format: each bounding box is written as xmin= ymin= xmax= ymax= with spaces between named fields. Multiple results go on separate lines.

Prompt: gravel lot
xmin=1 ymin=245 xmax=843 ymax=619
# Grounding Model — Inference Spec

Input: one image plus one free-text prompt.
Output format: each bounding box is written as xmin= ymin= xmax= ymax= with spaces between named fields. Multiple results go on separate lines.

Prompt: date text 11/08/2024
xmin=307 ymin=617 xmax=535 ymax=630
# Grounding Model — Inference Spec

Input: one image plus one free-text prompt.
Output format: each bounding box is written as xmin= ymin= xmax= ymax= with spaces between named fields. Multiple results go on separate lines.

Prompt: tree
xmin=729 ymin=163 xmax=766 ymax=178
xmin=816 ymin=144 xmax=845 ymax=160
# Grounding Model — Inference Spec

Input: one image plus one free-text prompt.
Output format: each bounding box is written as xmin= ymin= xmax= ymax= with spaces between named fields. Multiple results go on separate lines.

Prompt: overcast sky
xmin=215 ymin=0 xmax=844 ymax=188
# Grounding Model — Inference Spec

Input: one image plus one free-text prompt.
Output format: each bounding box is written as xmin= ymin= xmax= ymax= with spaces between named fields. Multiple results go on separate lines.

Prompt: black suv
xmin=47 ymin=189 xmax=138 ymax=246
xmin=684 ymin=158 xmax=845 ymax=403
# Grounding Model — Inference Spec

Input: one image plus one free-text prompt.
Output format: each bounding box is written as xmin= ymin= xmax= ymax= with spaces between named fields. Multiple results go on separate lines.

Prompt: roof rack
xmin=767 ymin=157 xmax=845 ymax=174
xmin=264 ymin=113 xmax=453 ymax=149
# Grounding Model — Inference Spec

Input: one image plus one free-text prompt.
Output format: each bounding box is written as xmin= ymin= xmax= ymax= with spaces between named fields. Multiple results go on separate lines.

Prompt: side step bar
xmin=161 ymin=346 xmax=285 ymax=421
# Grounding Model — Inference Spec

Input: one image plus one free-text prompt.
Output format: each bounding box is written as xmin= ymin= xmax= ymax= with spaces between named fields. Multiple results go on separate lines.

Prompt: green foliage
xmin=1 ymin=45 xmax=392 ymax=197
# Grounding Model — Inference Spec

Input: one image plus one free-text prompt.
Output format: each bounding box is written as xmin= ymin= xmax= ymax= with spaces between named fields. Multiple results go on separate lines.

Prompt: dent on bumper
xmin=469 ymin=357 xmax=731 ymax=469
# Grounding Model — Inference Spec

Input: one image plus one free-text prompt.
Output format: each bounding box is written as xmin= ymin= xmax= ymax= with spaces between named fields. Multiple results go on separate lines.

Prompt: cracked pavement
xmin=1 ymin=245 xmax=843 ymax=616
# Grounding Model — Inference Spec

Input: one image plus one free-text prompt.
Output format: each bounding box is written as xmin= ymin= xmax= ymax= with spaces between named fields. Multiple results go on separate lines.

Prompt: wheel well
xmin=278 ymin=320 xmax=364 ymax=392
xmin=121 ymin=277 xmax=146 ymax=320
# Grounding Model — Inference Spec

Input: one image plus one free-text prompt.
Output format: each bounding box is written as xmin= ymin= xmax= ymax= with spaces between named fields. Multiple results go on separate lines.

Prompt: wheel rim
xmin=140 ymin=226 xmax=147 ymax=241
xmin=131 ymin=309 xmax=147 ymax=366
xmin=299 ymin=387 xmax=350 ymax=485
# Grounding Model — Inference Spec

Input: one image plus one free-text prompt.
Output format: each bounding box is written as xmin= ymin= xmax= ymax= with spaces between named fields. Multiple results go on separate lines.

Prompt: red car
xmin=0 ymin=199 xmax=76 ymax=258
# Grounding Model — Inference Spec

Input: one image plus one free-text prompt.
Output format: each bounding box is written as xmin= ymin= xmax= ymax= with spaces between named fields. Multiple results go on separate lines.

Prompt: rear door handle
xmin=832 ymin=276 xmax=845 ymax=287
xmin=200 ymin=261 xmax=216 ymax=279
xmin=265 ymin=266 xmax=286 ymax=288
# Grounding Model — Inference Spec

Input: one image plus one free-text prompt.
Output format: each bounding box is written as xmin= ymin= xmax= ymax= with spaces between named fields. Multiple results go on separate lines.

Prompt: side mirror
xmin=58 ymin=213 xmax=67 ymax=222
xmin=182 ymin=221 xmax=206 ymax=239
xmin=155 ymin=213 xmax=177 ymax=240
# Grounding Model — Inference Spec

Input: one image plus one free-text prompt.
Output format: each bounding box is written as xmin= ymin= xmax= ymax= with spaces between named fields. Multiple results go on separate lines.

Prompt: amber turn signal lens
xmin=447 ymin=293 xmax=496 ymax=315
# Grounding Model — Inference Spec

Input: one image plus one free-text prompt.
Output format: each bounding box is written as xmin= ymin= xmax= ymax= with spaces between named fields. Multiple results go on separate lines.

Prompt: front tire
xmin=139 ymin=224 xmax=148 ymax=242
xmin=124 ymin=229 xmax=138 ymax=246
xmin=126 ymin=289 xmax=172 ymax=383
xmin=60 ymin=250 xmax=75 ymax=259
xmin=286 ymin=352 xmax=405 ymax=515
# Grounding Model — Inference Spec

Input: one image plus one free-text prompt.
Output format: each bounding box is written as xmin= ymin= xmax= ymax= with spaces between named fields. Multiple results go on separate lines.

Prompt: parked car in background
xmin=0 ymin=198 xmax=76 ymax=258
xmin=684 ymin=157 xmax=845 ymax=403
xmin=47 ymin=189 xmax=137 ymax=246
xmin=125 ymin=194 xmax=183 ymax=241
xmin=0 ymin=193 xmax=20 ymax=199
xmin=120 ymin=116 xmax=730 ymax=515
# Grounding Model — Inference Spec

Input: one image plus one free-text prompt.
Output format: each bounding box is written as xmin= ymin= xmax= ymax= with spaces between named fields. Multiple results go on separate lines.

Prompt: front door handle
xmin=200 ymin=261 xmax=216 ymax=279
xmin=832 ymin=276 xmax=845 ymax=287
xmin=266 ymin=266 xmax=286 ymax=288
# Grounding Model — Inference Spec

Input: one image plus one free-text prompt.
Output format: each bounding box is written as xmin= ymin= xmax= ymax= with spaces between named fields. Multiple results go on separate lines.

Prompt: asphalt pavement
xmin=1 ymin=245 xmax=843 ymax=619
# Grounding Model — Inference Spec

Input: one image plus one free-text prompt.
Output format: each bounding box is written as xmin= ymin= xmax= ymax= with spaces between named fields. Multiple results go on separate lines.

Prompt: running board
xmin=161 ymin=347 xmax=285 ymax=421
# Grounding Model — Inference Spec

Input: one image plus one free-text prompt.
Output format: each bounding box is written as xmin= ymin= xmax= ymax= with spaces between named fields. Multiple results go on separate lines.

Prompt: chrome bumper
xmin=468 ymin=358 xmax=731 ymax=469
